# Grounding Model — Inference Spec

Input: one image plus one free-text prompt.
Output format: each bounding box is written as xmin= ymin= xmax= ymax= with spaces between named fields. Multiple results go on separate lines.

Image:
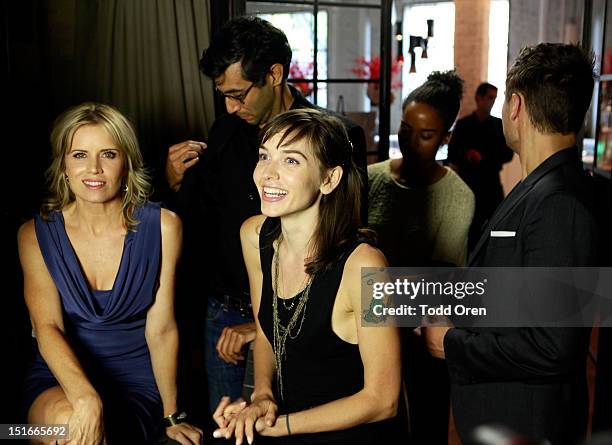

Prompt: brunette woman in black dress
xmin=213 ymin=109 xmax=401 ymax=444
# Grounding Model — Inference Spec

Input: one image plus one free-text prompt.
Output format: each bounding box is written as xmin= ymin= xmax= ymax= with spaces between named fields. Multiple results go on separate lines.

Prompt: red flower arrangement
xmin=289 ymin=60 xmax=314 ymax=97
xmin=351 ymin=56 xmax=403 ymax=89
xmin=352 ymin=55 xmax=403 ymax=105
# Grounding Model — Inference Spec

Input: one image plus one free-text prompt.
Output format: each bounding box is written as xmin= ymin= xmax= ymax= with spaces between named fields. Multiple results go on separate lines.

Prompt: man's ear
xmin=320 ymin=166 xmax=343 ymax=195
xmin=269 ymin=63 xmax=285 ymax=87
xmin=510 ymin=92 xmax=522 ymax=121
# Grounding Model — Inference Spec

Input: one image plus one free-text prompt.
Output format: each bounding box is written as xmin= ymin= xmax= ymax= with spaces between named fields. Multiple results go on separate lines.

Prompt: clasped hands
xmin=212 ymin=395 xmax=285 ymax=444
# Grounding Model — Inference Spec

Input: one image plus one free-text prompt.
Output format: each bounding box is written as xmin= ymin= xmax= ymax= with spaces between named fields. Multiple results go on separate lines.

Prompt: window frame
xmin=228 ymin=0 xmax=394 ymax=160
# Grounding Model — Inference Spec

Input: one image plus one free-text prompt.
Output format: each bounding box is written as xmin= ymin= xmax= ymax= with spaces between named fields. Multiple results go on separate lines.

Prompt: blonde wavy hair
xmin=42 ymin=102 xmax=151 ymax=229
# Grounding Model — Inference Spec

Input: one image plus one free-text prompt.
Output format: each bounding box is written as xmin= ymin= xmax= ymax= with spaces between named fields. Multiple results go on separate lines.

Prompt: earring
xmin=65 ymin=174 xmax=70 ymax=184
xmin=122 ymin=183 xmax=128 ymax=192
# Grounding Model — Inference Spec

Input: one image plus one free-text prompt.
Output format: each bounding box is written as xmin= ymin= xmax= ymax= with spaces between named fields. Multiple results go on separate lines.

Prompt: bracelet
xmin=285 ymin=414 xmax=292 ymax=435
xmin=163 ymin=411 xmax=187 ymax=427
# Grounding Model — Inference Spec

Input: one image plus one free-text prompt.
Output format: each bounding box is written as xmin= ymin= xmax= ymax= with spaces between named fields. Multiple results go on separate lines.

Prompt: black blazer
xmin=444 ymin=147 xmax=600 ymax=445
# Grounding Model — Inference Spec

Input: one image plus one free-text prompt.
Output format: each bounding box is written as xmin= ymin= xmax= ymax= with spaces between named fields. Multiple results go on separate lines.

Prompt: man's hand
xmin=216 ymin=322 xmax=256 ymax=364
xmin=422 ymin=326 xmax=452 ymax=359
xmin=166 ymin=140 xmax=207 ymax=192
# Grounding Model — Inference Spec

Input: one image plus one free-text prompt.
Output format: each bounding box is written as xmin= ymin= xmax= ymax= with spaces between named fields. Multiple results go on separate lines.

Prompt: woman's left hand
xmin=165 ymin=422 xmax=203 ymax=445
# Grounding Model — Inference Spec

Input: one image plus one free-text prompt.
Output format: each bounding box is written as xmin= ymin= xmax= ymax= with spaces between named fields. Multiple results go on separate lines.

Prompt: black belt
xmin=211 ymin=293 xmax=252 ymax=317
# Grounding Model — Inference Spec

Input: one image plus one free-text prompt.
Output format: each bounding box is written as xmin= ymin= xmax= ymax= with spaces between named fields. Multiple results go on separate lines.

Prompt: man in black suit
xmin=423 ymin=43 xmax=599 ymax=445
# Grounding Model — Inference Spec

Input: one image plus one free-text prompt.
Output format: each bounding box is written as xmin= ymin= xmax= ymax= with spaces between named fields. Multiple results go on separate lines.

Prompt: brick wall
xmin=454 ymin=0 xmax=490 ymax=119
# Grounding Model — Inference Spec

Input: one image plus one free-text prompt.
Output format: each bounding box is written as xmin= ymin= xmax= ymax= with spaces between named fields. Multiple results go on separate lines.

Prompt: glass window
xmin=244 ymin=1 xmax=392 ymax=161
xmin=249 ymin=6 xmax=329 ymax=107
xmin=401 ymin=2 xmax=455 ymax=101
xmin=400 ymin=2 xmax=455 ymax=160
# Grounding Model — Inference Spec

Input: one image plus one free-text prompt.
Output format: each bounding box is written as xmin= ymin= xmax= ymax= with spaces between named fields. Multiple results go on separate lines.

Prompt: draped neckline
xmin=57 ymin=211 xmax=132 ymax=297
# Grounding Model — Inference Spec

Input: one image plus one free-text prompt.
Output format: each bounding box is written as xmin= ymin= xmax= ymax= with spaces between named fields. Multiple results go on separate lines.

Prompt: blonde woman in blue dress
xmin=19 ymin=103 xmax=202 ymax=444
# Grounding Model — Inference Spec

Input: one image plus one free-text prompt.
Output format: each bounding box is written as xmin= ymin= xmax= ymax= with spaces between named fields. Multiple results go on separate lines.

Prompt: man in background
xmin=448 ymin=82 xmax=514 ymax=251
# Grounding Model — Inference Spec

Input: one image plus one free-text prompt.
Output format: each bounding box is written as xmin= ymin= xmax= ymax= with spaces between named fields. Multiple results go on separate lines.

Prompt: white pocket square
xmin=490 ymin=230 xmax=516 ymax=237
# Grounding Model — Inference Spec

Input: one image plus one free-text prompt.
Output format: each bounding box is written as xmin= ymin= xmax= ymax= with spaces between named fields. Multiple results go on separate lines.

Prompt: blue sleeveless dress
xmin=23 ymin=202 xmax=163 ymax=443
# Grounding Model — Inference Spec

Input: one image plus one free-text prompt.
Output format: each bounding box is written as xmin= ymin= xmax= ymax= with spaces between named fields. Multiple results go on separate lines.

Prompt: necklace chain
xmin=272 ymin=235 xmax=314 ymax=401
xmin=278 ymin=260 xmax=308 ymax=311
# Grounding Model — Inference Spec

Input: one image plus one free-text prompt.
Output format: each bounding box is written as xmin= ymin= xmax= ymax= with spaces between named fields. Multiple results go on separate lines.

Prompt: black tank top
xmin=258 ymin=218 xmax=363 ymax=412
xmin=257 ymin=217 xmax=396 ymax=444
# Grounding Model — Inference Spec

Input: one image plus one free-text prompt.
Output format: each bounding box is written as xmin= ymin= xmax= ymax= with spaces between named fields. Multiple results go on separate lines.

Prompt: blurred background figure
xmin=368 ymin=71 xmax=474 ymax=445
xmin=447 ymin=82 xmax=514 ymax=252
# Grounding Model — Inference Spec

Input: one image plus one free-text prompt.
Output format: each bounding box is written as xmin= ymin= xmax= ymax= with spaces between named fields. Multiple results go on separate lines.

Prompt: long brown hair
xmin=260 ymin=108 xmax=374 ymax=275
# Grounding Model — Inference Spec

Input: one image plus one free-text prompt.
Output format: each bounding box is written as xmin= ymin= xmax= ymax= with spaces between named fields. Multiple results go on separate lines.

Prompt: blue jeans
xmin=205 ymin=296 xmax=253 ymax=414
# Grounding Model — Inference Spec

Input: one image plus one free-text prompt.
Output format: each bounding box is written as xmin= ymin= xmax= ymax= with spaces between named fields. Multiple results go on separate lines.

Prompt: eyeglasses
xmin=216 ymin=82 xmax=255 ymax=105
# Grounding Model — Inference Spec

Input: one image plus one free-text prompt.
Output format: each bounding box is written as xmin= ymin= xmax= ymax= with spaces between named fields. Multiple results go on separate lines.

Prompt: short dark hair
xmin=199 ymin=16 xmax=292 ymax=86
xmin=476 ymin=82 xmax=496 ymax=97
xmin=260 ymin=109 xmax=373 ymax=275
xmin=505 ymin=43 xmax=596 ymax=134
xmin=403 ymin=70 xmax=464 ymax=132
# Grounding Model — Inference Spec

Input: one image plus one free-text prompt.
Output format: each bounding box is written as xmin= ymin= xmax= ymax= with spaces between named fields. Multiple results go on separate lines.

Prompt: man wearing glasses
xmin=164 ymin=16 xmax=367 ymax=417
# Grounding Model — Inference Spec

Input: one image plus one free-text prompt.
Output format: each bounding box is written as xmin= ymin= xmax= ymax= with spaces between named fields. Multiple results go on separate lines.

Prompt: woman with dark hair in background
xmin=19 ymin=103 xmax=202 ymax=444
xmin=213 ymin=108 xmax=401 ymax=444
xmin=367 ymin=71 xmax=474 ymax=444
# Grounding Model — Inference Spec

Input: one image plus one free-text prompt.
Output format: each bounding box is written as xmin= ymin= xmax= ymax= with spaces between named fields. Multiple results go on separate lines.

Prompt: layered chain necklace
xmin=272 ymin=236 xmax=315 ymax=401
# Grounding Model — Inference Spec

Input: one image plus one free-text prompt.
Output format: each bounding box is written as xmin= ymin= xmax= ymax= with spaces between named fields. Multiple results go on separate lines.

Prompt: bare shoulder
xmin=240 ymin=214 xmax=267 ymax=250
xmin=160 ymin=208 xmax=182 ymax=234
xmin=338 ymin=243 xmax=388 ymax=314
xmin=345 ymin=243 xmax=388 ymax=276
xmin=17 ymin=219 xmax=37 ymax=251
xmin=17 ymin=219 xmax=47 ymax=270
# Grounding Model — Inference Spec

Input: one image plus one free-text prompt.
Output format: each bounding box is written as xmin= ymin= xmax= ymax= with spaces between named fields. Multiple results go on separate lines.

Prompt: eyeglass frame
xmin=216 ymin=81 xmax=256 ymax=105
